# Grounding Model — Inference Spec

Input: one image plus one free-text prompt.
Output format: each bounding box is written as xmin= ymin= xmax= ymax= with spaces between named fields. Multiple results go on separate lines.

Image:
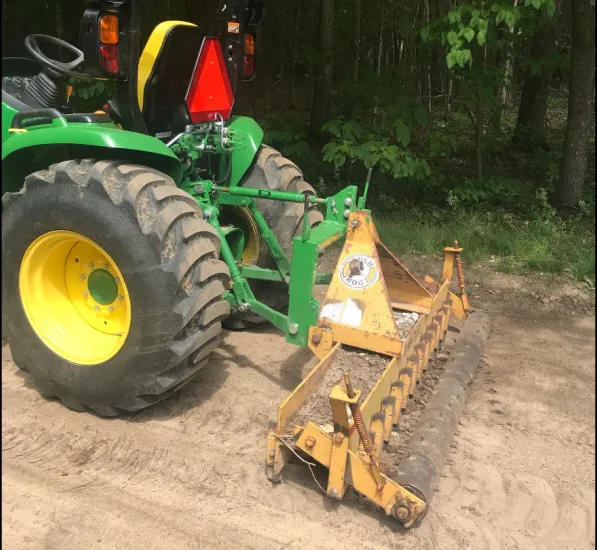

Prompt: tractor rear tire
xmin=2 ymin=159 xmax=231 ymax=417
xmin=223 ymin=145 xmax=324 ymax=330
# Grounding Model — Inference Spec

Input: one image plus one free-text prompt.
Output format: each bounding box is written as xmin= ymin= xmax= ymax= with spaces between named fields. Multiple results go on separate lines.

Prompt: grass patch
xmin=375 ymin=209 xmax=595 ymax=283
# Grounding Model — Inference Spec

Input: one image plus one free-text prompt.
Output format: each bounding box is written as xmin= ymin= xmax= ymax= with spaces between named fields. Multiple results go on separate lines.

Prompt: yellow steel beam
xmin=295 ymin=423 xmax=427 ymax=527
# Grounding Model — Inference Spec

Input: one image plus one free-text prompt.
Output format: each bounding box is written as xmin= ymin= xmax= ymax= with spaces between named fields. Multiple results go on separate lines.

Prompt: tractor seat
xmin=137 ymin=21 xmax=204 ymax=139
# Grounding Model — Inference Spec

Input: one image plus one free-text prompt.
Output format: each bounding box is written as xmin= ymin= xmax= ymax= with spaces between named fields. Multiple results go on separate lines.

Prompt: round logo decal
xmin=339 ymin=254 xmax=379 ymax=290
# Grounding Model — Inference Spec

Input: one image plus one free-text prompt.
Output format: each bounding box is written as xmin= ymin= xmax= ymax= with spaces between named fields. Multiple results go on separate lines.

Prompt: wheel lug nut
xmin=94 ymin=305 xmax=99 ymax=311
xmin=118 ymin=295 xmax=123 ymax=300
xmin=108 ymin=306 xmax=114 ymax=313
xmin=82 ymin=291 xmax=88 ymax=297
xmin=115 ymin=278 xmax=120 ymax=285
xmin=80 ymin=274 xmax=86 ymax=280
xmin=88 ymin=263 xmax=94 ymax=268
xmin=103 ymin=264 xmax=109 ymax=270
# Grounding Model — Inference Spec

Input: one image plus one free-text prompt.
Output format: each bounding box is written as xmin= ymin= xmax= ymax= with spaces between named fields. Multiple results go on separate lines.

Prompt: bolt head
xmin=393 ymin=504 xmax=411 ymax=522
xmin=343 ymin=209 xmax=350 ymax=218
xmin=334 ymin=433 xmax=344 ymax=444
xmin=288 ymin=324 xmax=299 ymax=335
xmin=108 ymin=306 xmax=114 ymax=313
xmin=344 ymin=197 xmax=353 ymax=207
xmin=268 ymin=449 xmax=275 ymax=458
xmin=82 ymin=291 xmax=88 ymax=297
xmin=194 ymin=183 xmax=205 ymax=194
xmin=88 ymin=263 xmax=94 ymax=268
xmin=329 ymin=488 xmax=339 ymax=499
xmin=311 ymin=333 xmax=322 ymax=345
xmin=118 ymin=295 xmax=123 ymax=301
xmin=80 ymin=274 xmax=86 ymax=280
xmin=115 ymin=278 xmax=121 ymax=285
xmin=93 ymin=305 xmax=99 ymax=311
xmin=103 ymin=264 xmax=109 ymax=270
xmin=304 ymin=436 xmax=316 ymax=448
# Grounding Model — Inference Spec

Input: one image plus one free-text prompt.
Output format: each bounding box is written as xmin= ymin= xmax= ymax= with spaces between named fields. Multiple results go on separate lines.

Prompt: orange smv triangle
xmin=185 ymin=37 xmax=235 ymax=123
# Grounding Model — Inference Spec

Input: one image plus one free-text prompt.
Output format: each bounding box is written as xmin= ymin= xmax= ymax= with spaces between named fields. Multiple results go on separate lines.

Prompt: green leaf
xmin=478 ymin=18 xmax=488 ymax=31
xmin=490 ymin=3 xmax=501 ymax=12
xmin=447 ymin=31 xmax=458 ymax=46
xmin=504 ymin=12 xmax=516 ymax=29
xmin=364 ymin=153 xmax=381 ymax=169
xmin=394 ymin=119 xmax=411 ymax=147
xmin=531 ymin=0 xmax=541 ymax=8
xmin=470 ymin=16 xmax=480 ymax=27
xmin=420 ymin=25 xmax=430 ymax=41
xmin=334 ymin=152 xmax=347 ymax=167
xmin=462 ymin=27 xmax=475 ymax=42
xmin=322 ymin=118 xmax=344 ymax=138
xmin=496 ymin=10 xmax=506 ymax=24
xmin=446 ymin=51 xmax=456 ymax=69
xmin=477 ymin=30 xmax=486 ymax=46
xmin=546 ymin=0 xmax=556 ymax=16
xmin=471 ymin=8 xmax=480 ymax=17
xmin=455 ymin=50 xmax=466 ymax=68
xmin=448 ymin=10 xmax=461 ymax=23
xmin=462 ymin=49 xmax=473 ymax=67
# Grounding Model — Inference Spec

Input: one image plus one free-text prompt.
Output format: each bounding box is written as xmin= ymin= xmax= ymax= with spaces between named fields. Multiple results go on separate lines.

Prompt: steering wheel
xmin=24 ymin=34 xmax=89 ymax=79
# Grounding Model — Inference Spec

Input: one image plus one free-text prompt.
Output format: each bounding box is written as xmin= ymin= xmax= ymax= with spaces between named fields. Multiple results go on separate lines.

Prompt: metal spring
xmin=349 ymin=403 xmax=374 ymax=455
xmin=454 ymin=240 xmax=466 ymax=293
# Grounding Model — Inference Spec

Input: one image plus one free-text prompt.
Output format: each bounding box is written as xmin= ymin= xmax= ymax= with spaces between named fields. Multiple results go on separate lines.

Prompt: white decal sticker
xmin=339 ymin=254 xmax=379 ymax=290
xmin=319 ymin=298 xmax=363 ymax=328
xmin=320 ymin=301 xmax=343 ymax=323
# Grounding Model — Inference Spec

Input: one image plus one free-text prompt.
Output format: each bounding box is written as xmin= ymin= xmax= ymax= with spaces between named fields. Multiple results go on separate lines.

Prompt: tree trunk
xmin=512 ymin=10 xmax=558 ymax=149
xmin=376 ymin=0 xmax=384 ymax=76
xmin=352 ymin=0 xmax=362 ymax=84
xmin=343 ymin=0 xmax=361 ymax=117
xmin=288 ymin=0 xmax=303 ymax=108
xmin=309 ymin=0 xmax=335 ymax=137
xmin=475 ymin=92 xmax=483 ymax=180
xmin=555 ymin=0 xmax=595 ymax=213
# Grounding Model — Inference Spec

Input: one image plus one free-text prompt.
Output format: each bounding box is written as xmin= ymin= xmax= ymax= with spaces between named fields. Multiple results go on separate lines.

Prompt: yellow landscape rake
xmin=266 ymin=211 xmax=490 ymax=528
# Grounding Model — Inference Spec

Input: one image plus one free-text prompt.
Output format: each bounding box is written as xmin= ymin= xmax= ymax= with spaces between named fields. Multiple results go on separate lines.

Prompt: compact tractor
xmin=1 ymin=0 xmax=489 ymax=527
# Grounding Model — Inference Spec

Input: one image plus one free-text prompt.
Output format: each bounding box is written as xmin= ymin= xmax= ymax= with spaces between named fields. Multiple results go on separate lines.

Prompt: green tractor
xmin=2 ymin=0 xmax=320 ymax=414
xmin=2 ymin=0 xmax=487 ymax=528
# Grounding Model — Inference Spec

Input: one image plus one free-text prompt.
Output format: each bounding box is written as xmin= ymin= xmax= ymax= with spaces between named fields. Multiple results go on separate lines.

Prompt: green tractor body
xmin=1 ymin=0 xmax=349 ymax=409
xmin=1 ymin=0 xmax=482 ymax=529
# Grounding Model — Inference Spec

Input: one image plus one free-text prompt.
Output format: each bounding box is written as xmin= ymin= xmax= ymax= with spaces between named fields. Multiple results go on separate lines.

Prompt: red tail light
xmin=185 ymin=38 xmax=235 ymax=123
xmin=243 ymin=56 xmax=255 ymax=78
xmin=100 ymin=44 xmax=119 ymax=75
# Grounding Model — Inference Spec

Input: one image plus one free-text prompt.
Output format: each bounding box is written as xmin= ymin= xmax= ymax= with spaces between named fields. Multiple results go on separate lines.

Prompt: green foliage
xmin=322 ymin=117 xmax=431 ymax=179
xmin=376 ymin=208 xmax=595 ymax=282
xmin=259 ymin=116 xmax=312 ymax=162
xmin=67 ymin=79 xmax=116 ymax=111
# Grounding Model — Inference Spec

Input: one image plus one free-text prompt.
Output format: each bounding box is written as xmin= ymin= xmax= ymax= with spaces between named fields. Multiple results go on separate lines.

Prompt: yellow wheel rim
xmin=19 ymin=230 xmax=132 ymax=365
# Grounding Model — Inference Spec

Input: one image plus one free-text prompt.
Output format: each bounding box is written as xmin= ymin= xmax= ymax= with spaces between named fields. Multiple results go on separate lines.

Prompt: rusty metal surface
xmin=266 ymin=210 xmax=478 ymax=528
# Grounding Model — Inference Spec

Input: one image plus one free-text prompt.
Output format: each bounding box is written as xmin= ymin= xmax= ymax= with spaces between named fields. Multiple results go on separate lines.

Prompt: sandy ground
xmin=2 ymin=258 xmax=595 ymax=549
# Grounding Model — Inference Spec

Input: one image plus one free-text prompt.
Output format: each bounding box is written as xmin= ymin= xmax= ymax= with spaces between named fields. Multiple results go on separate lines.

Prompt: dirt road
xmin=2 ymin=261 xmax=595 ymax=549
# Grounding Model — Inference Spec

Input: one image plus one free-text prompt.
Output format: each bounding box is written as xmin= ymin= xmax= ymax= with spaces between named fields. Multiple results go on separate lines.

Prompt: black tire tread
xmin=223 ymin=146 xmax=323 ymax=330
xmin=5 ymin=159 xmax=231 ymax=416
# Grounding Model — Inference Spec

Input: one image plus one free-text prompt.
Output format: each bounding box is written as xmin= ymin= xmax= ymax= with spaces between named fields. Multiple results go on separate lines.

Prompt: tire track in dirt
xmin=2 ymin=292 xmax=595 ymax=549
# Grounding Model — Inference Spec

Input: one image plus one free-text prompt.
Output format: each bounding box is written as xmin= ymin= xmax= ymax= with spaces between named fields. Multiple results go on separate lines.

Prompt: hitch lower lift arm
xmin=209 ymin=184 xmax=359 ymax=346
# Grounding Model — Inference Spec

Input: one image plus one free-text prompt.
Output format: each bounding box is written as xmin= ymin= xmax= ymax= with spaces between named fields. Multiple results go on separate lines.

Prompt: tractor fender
xmin=227 ymin=115 xmax=264 ymax=187
xmin=1 ymin=120 xmax=183 ymax=195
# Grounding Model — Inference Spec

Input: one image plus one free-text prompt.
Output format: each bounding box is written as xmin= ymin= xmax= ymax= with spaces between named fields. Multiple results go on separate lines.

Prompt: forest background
xmin=2 ymin=0 xmax=594 ymax=282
